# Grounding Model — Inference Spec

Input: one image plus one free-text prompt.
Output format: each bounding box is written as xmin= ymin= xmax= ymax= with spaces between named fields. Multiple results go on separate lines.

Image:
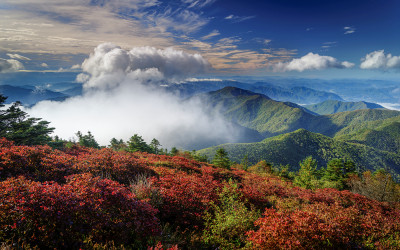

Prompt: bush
xmin=202 ymin=180 xmax=260 ymax=249
xmin=0 ymin=174 xmax=160 ymax=248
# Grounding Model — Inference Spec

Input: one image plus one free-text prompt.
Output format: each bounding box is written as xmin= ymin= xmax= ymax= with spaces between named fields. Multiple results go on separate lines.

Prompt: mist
xmin=27 ymin=43 xmax=241 ymax=149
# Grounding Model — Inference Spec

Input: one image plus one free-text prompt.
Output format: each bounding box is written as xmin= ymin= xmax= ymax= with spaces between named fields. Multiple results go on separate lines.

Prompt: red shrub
xmin=0 ymin=174 xmax=160 ymax=248
xmin=73 ymin=148 xmax=156 ymax=184
xmin=0 ymin=142 xmax=77 ymax=182
xmin=153 ymin=169 xmax=222 ymax=228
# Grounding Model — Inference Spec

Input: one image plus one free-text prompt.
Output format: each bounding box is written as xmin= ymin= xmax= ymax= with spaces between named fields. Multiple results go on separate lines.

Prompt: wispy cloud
xmin=6 ymin=53 xmax=31 ymax=60
xmin=344 ymin=26 xmax=356 ymax=34
xmin=201 ymin=30 xmax=220 ymax=40
xmin=181 ymin=0 xmax=216 ymax=8
xmin=360 ymin=50 xmax=400 ymax=70
xmin=321 ymin=41 xmax=337 ymax=49
xmin=0 ymin=0 xmax=210 ymax=56
xmin=224 ymin=14 xmax=255 ymax=23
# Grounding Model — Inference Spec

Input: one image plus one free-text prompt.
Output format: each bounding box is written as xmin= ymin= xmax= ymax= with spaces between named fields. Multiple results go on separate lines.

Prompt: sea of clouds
xmin=27 ymin=43 xmax=239 ymax=149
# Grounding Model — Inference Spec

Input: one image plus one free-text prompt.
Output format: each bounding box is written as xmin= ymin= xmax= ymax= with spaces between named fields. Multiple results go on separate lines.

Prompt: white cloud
xmin=344 ymin=26 xmax=355 ymax=34
xmin=41 ymin=63 xmax=48 ymax=67
xmin=0 ymin=58 xmax=24 ymax=72
xmin=27 ymin=43 xmax=240 ymax=149
xmin=71 ymin=64 xmax=81 ymax=69
xmin=6 ymin=53 xmax=31 ymax=60
xmin=360 ymin=50 xmax=400 ymax=70
xmin=273 ymin=52 xmax=354 ymax=72
xmin=81 ymin=43 xmax=210 ymax=89
xmin=224 ymin=14 xmax=255 ymax=23
xmin=201 ymin=30 xmax=220 ymax=40
xmin=181 ymin=0 xmax=216 ymax=8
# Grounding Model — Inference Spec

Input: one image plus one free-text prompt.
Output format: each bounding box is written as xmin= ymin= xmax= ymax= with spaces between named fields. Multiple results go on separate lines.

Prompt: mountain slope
xmin=304 ymin=100 xmax=385 ymax=115
xmin=335 ymin=116 xmax=400 ymax=154
xmin=198 ymin=129 xmax=400 ymax=175
xmin=197 ymin=86 xmax=319 ymax=137
xmin=197 ymin=87 xmax=400 ymax=139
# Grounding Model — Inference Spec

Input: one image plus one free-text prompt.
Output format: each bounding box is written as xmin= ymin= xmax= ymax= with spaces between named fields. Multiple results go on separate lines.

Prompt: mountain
xmin=165 ymin=80 xmax=343 ymax=104
xmin=196 ymin=86 xmax=319 ymax=137
xmin=198 ymin=129 xmax=400 ymax=175
xmin=196 ymin=87 xmax=400 ymax=139
xmin=0 ymin=85 xmax=68 ymax=105
xmin=309 ymin=109 xmax=400 ymax=137
xmin=304 ymin=100 xmax=385 ymax=115
xmin=334 ymin=116 xmax=400 ymax=154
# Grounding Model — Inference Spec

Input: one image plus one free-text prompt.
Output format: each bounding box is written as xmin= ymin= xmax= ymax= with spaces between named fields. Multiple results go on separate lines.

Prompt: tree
xmin=109 ymin=138 xmax=126 ymax=151
xmin=170 ymin=147 xmax=178 ymax=156
xmin=294 ymin=156 xmax=319 ymax=189
xmin=213 ymin=148 xmax=231 ymax=169
xmin=0 ymin=96 xmax=54 ymax=145
xmin=76 ymin=131 xmax=100 ymax=148
xmin=241 ymin=154 xmax=249 ymax=171
xmin=127 ymin=134 xmax=151 ymax=153
xmin=149 ymin=138 xmax=161 ymax=154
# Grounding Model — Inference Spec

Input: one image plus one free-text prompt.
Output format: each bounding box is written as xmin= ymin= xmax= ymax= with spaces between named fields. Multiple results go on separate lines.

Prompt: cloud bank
xmin=360 ymin=50 xmax=400 ymax=70
xmin=27 ymin=43 xmax=239 ymax=149
xmin=273 ymin=52 xmax=354 ymax=72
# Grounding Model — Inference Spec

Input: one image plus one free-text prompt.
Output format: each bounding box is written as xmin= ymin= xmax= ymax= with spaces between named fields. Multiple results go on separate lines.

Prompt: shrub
xmin=202 ymin=180 xmax=260 ymax=249
xmin=0 ymin=174 xmax=160 ymax=248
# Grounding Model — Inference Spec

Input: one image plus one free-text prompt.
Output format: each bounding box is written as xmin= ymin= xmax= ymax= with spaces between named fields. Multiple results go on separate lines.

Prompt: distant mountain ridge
xmin=0 ymin=85 xmax=68 ymax=105
xmin=304 ymin=100 xmax=385 ymax=115
xmin=166 ymin=80 xmax=343 ymax=104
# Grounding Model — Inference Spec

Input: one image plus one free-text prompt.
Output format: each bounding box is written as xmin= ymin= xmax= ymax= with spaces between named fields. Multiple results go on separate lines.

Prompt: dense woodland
xmin=0 ymin=93 xmax=400 ymax=249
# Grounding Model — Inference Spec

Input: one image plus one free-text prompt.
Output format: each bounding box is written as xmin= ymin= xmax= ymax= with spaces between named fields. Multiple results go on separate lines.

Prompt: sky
xmin=1 ymin=0 xmax=400 ymax=79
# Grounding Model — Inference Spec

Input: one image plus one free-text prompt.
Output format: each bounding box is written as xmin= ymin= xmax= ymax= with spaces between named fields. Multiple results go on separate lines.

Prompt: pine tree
xmin=294 ymin=156 xmax=319 ymax=189
xmin=0 ymin=96 xmax=54 ymax=145
xmin=76 ymin=131 xmax=100 ymax=148
xmin=213 ymin=148 xmax=231 ymax=169
xmin=128 ymin=134 xmax=151 ymax=152
xmin=150 ymin=138 xmax=161 ymax=154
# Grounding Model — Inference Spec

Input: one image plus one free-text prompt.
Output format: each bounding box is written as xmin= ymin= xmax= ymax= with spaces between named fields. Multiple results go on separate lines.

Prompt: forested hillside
xmin=199 ymin=129 xmax=400 ymax=175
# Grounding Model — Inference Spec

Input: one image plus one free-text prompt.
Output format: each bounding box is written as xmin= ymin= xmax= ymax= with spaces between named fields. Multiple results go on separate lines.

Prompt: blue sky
xmin=0 ymin=0 xmax=399 ymax=79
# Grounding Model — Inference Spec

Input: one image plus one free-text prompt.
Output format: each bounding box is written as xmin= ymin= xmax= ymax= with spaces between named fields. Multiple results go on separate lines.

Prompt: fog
xmin=27 ymin=43 xmax=240 ymax=149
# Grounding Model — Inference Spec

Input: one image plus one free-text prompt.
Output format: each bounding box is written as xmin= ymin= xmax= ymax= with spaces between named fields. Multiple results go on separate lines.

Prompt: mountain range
xmin=196 ymin=87 xmax=400 ymax=176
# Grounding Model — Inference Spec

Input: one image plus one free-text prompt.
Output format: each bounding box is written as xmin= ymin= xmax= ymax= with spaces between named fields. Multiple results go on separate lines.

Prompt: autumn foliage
xmin=0 ymin=138 xmax=399 ymax=249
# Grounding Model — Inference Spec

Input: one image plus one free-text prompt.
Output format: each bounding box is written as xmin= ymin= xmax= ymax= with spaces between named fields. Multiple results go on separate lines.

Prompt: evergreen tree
xmin=241 ymin=154 xmax=249 ymax=171
xmin=128 ymin=134 xmax=151 ymax=152
xmin=322 ymin=158 xmax=345 ymax=190
xmin=76 ymin=131 xmax=100 ymax=148
xmin=150 ymin=138 xmax=161 ymax=154
xmin=109 ymin=138 xmax=126 ymax=151
xmin=0 ymin=96 xmax=54 ymax=145
xmin=213 ymin=148 xmax=231 ymax=169
xmin=170 ymin=147 xmax=178 ymax=156
xmin=294 ymin=156 xmax=319 ymax=189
